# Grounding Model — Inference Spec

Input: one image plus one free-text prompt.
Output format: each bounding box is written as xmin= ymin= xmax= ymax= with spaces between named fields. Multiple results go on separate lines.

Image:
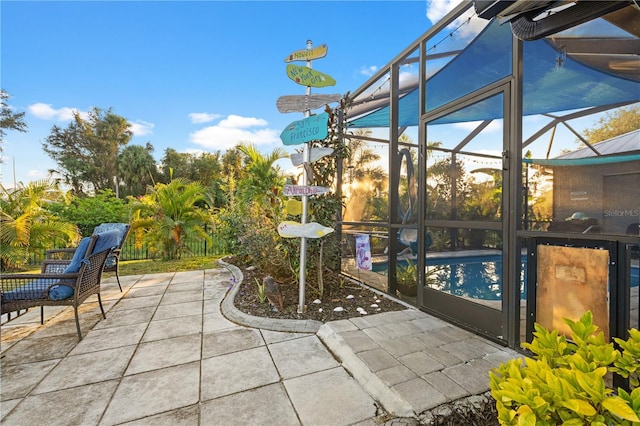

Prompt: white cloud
xmin=188 ymin=112 xmax=221 ymax=124
xmin=218 ymin=115 xmax=267 ymax=129
xmin=426 ymin=1 xmax=486 ymax=39
xmin=426 ymin=0 xmax=458 ymax=23
xmin=28 ymin=103 xmax=83 ymax=121
xmin=128 ymin=120 xmax=154 ymax=136
xmin=454 ymin=119 xmax=503 ymax=133
xmin=189 ymin=114 xmax=279 ymax=151
xmin=360 ymin=65 xmax=378 ymax=77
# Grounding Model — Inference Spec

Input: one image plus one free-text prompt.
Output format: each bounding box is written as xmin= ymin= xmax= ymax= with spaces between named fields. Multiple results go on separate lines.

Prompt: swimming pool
xmin=372 ymin=253 xmax=639 ymax=301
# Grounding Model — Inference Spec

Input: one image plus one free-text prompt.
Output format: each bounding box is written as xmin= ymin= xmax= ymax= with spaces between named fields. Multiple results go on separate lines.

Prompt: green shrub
xmin=490 ymin=311 xmax=640 ymax=425
xmin=50 ymin=189 xmax=127 ymax=235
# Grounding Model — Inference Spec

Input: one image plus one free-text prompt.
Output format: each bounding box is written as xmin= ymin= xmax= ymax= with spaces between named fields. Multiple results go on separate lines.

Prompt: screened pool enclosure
xmin=335 ymin=1 xmax=640 ymax=351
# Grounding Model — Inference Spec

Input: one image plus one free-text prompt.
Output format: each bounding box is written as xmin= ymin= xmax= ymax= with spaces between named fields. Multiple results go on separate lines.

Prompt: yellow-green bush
xmin=490 ymin=312 xmax=639 ymax=425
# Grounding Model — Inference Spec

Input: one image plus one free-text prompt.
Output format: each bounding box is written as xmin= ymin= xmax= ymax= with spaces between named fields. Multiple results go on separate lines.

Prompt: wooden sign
xmin=285 ymin=44 xmax=328 ymax=62
xmin=290 ymin=147 xmax=334 ymax=167
xmin=285 ymin=199 xmax=303 ymax=216
xmin=280 ymin=112 xmax=329 ymax=146
xmin=286 ymin=64 xmax=336 ymax=88
xmin=283 ymin=184 xmax=330 ymax=197
xmin=277 ymin=94 xmax=342 ymax=113
xmin=277 ymin=221 xmax=334 ymax=239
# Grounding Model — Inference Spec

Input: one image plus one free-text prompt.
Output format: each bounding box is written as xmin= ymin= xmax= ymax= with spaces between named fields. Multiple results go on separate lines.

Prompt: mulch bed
xmin=226 ymin=257 xmax=407 ymax=322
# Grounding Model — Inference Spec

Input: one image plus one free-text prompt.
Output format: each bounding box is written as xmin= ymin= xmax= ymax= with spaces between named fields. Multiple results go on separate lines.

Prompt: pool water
xmin=373 ymin=254 xmax=639 ymax=301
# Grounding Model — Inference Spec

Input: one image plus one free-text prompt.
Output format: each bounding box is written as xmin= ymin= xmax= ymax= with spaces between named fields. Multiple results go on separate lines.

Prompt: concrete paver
xmin=1 ymin=262 xmax=522 ymax=424
xmin=285 ymin=367 xmax=379 ymax=425
xmin=200 ymin=383 xmax=299 ymax=426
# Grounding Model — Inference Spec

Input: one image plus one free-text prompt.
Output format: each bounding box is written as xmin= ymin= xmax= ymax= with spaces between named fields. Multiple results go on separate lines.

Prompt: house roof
xmin=556 ymin=129 xmax=640 ymax=159
xmin=524 ymin=129 xmax=640 ymax=166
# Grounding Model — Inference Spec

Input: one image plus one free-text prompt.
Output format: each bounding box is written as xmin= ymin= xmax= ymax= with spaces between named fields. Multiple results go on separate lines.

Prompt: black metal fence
xmin=27 ymin=227 xmax=229 ymax=266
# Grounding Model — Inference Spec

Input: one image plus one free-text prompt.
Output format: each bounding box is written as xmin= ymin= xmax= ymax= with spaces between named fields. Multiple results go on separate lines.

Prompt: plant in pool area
xmin=490 ymin=311 xmax=640 ymax=425
xmin=396 ymin=256 xmax=417 ymax=296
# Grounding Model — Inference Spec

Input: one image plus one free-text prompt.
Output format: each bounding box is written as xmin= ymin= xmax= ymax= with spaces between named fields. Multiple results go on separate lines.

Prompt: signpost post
xmin=279 ymin=40 xmax=337 ymax=314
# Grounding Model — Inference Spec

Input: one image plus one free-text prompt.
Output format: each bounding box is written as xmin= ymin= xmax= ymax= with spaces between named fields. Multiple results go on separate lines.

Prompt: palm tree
xmin=129 ymin=178 xmax=212 ymax=260
xmin=0 ymin=179 xmax=79 ymax=269
xmin=118 ymin=143 xmax=157 ymax=197
xmin=236 ymin=143 xmax=288 ymax=209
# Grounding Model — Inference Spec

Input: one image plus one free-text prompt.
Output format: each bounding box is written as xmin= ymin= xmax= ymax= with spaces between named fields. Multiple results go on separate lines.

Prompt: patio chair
xmin=46 ymin=223 xmax=131 ymax=291
xmin=1 ymin=230 xmax=121 ymax=340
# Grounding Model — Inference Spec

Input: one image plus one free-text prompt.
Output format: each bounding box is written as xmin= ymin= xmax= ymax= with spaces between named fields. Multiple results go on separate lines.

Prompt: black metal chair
xmin=46 ymin=223 xmax=131 ymax=291
xmin=1 ymin=230 xmax=120 ymax=339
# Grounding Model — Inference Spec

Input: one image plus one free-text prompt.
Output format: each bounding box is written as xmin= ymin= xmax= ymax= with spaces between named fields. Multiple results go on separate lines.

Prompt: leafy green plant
xmin=128 ymin=178 xmax=212 ymax=260
xmin=490 ymin=311 xmax=640 ymax=425
xmin=396 ymin=257 xmax=417 ymax=296
xmin=50 ymin=189 xmax=127 ymax=235
xmin=611 ymin=328 xmax=640 ymax=389
xmin=255 ymin=277 xmax=267 ymax=304
xmin=1 ymin=179 xmax=80 ymax=270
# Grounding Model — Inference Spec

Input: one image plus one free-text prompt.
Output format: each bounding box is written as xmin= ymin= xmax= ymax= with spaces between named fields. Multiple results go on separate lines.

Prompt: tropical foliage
xmin=0 ymin=179 xmax=79 ymax=270
xmin=490 ymin=311 xmax=640 ymax=425
xmin=118 ymin=143 xmax=158 ymax=197
xmin=48 ymin=189 xmax=128 ymax=235
xmin=236 ymin=143 xmax=288 ymax=207
xmin=128 ymin=178 xmax=212 ymax=260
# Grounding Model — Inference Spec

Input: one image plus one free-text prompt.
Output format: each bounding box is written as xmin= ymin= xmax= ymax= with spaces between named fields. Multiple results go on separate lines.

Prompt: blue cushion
xmin=92 ymin=230 xmax=121 ymax=254
xmin=1 ymin=279 xmax=65 ymax=302
xmin=62 ymin=237 xmax=92 ymax=274
xmin=49 ymin=284 xmax=75 ymax=300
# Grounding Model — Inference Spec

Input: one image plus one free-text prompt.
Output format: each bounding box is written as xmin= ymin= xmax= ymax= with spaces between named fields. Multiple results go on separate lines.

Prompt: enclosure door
xmin=419 ymin=86 xmax=511 ymax=343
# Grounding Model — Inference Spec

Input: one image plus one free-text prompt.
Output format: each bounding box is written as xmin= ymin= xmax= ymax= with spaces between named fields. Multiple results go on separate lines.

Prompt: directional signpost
xmin=279 ymin=40 xmax=336 ymax=314
xmin=277 ymin=221 xmax=334 ymax=239
xmin=283 ymin=184 xmax=329 ymax=197
xmin=279 ymin=112 xmax=329 ymax=146
xmin=276 ymin=94 xmax=342 ymax=114
xmin=286 ymin=64 xmax=336 ymax=88
xmin=285 ymin=44 xmax=328 ymax=62
xmin=290 ymin=147 xmax=333 ymax=167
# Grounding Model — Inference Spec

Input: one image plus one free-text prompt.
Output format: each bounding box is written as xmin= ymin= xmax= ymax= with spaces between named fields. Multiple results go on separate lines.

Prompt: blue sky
xmin=1 ymin=0 xmax=464 ymax=187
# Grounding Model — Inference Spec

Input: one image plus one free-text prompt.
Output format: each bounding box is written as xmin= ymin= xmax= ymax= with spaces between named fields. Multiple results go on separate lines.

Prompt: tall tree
xmin=118 ymin=143 xmax=158 ymax=197
xmin=0 ymin=90 xmax=28 ymax=154
xmin=187 ymin=152 xmax=221 ymax=186
xmin=221 ymin=147 xmax=245 ymax=181
xmin=581 ymin=105 xmax=640 ymax=144
xmin=159 ymin=148 xmax=190 ymax=183
xmin=42 ymin=107 xmax=132 ymax=193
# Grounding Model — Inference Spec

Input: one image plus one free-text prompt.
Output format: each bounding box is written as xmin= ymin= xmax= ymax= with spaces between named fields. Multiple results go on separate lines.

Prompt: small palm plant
xmin=129 ymin=178 xmax=212 ymax=260
xmin=396 ymin=257 xmax=418 ymax=296
xmin=0 ymin=179 xmax=79 ymax=269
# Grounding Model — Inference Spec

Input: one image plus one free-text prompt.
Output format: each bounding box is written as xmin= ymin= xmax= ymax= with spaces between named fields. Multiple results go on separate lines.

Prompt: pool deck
xmin=1 ymin=262 xmax=523 ymax=425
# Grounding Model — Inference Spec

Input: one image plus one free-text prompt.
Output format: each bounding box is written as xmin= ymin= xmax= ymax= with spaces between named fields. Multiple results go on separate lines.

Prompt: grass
xmin=117 ymin=256 xmax=224 ymax=276
xmin=19 ymin=255 xmax=225 ymax=276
